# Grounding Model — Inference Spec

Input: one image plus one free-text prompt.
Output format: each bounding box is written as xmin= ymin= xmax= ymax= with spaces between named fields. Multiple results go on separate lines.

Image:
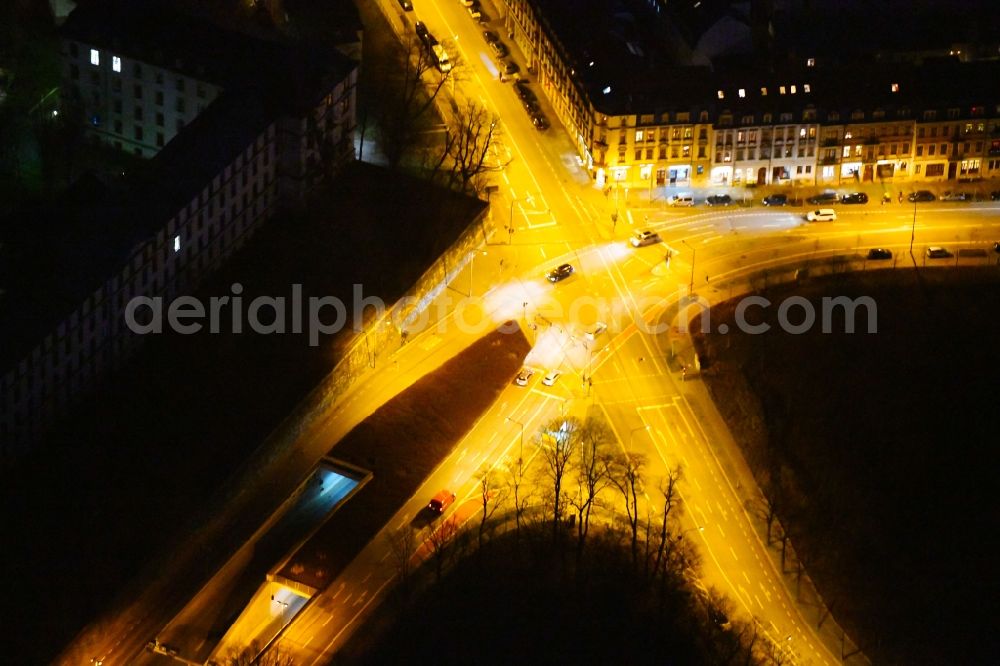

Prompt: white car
xmin=514 ymin=368 xmax=533 ymax=386
xmin=668 ymin=194 xmax=694 ymax=207
xmin=806 ymin=208 xmax=837 ymax=222
xmin=541 ymin=370 xmax=561 ymax=386
xmin=630 ymin=230 xmax=661 ymax=247
xmin=585 ymin=322 xmax=607 ymax=340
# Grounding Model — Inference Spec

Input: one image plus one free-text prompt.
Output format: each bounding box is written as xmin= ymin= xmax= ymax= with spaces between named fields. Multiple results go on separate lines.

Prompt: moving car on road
xmin=428 ymin=490 xmax=456 ymax=513
xmin=546 ymin=263 xmax=574 ymax=282
xmin=706 ymin=194 xmax=732 ymax=206
xmin=806 ymin=208 xmax=837 ymax=222
xmin=841 ymin=192 xmax=869 ymax=204
xmin=908 ymin=190 xmax=936 ymax=202
xmin=867 ymin=248 xmax=893 ymax=260
xmin=630 ymin=229 xmax=661 ymax=247
xmin=926 ymin=246 xmax=952 ymax=258
xmin=585 ymin=322 xmax=607 ymax=340
xmin=762 ymin=193 xmax=788 ymax=206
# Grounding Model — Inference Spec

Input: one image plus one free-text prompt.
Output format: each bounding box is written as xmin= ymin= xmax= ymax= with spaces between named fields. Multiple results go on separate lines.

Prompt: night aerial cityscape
xmin=3 ymin=0 xmax=1000 ymax=664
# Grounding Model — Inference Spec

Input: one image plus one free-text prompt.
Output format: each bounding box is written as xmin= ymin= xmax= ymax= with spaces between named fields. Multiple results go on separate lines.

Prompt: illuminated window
xmin=717 ymin=90 xmax=724 ymax=99
xmin=803 ymin=84 xmax=811 ymax=93
xmin=760 ymin=87 xmax=767 ymax=96
xmin=112 ymin=56 xmax=121 ymax=72
xmin=799 ymin=128 xmax=807 ymax=138
xmin=602 ymin=86 xmax=611 ymax=95
xmin=842 ymin=146 xmax=850 ymax=158
xmin=635 ymin=130 xmax=644 ymax=142
xmin=891 ymin=83 xmax=900 ymax=92
xmin=738 ymin=88 xmax=746 ymax=98
xmin=779 ymin=86 xmax=786 ymax=95
xmin=790 ymin=85 xmax=797 ymax=94
xmin=807 ymin=58 xmax=816 ymax=67
xmin=173 ymin=235 xmax=181 ymax=252
xmin=90 ymin=49 xmax=99 ymax=66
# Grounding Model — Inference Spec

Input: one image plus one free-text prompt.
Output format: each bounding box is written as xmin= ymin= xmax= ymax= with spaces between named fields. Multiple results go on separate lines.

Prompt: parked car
xmin=546 ymin=263 xmax=574 ymax=282
xmin=531 ymin=113 xmax=550 ymax=130
xmin=841 ymin=192 xmax=869 ymax=204
xmin=428 ymin=489 xmax=456 ymax=513
xmin=926 ymin=246 xmax=952 ymax=258
xmin=459 ymin=0 xmax=475 ymax=6
xmin=415 ymin=21 xmax=431 ymax=44
xmin=706 ymin=194 xmax=732 ymax=206
xmin=521 ymin=98 xmax=540 ymax=114
xmin=467 ymin=3 xmax=483 ymax=20
xmin=908 ymin=190 xmax=936 ymax=202
xmin=940 ymin=191 xmax=969 ymax=202
xmin=991 ymin=191 xmax=1000 ymax=201
xmin=867 ymin=248 xmax=893 ymax=260
xmin=499 ymin=60 xmax=519 ymax=75
xmin=514 ymin=368 xmax=534 ymax=386
xmin=994 ymin=241 xmax=1000 ymax=253
xmin=483 ymin=30 xmax=499 ymax=44
xmin=490 ymin=40 xmax=509 ymax=58
xmin=514 ymin=80 xmax=535 ymax=102
xmin=806 ymin=208 xmax=837 ymax=221
xmin=807 ymin=191 xmax=838 ymax=205
xmin=762 ymin=193 xmax=788 ymax=206
xmin=630 ymin=229 xmax=661 ymax=247
xmin=541 ymin=370 xmax=561 ymax=386
xmin=668 ymin=194 xmax=695 ymax=206
xmin=397 ymin=0 xmax=414 ymax=10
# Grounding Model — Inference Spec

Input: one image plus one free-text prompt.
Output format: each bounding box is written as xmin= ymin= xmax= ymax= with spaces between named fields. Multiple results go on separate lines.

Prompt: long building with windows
xmin=0 ymin=2 xmax=358 ymax=457
xmin=501 ymin=0 xmax=1000 ymax=192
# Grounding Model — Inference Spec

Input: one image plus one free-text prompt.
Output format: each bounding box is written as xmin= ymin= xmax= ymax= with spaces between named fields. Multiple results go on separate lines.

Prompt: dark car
xmin=841 ymin=192 xmax=868 ymax=204
xmin=546 ymin=263 xmax=574 ymax=282
xmin=428 ymin=489 xmax=456 ymax=513
xmin=867 ymin=248 xmax=893 ymax=260
xmin=994 ymin=241 xmax=1000 ymax=254
xmin=926 ymin=246 xmax=952 ymax=259
xmin=991 ymin=191 xmax=1000 ymax=201
xmin=908 ymin=190 xmax=936 ymax=203
xmin=807 ymin=191 xmax=838 ymax=205
xmin=490 ymin=40 xmax=509 ymax=58
xmin=706 ymin=194 xmax=732 ymax=206
xmin=499 ymin=60 xmax=519 ymax=75
xmin=415 ymin=21 xmax=431 ymax=45
xmin=514 ymin=80 xmax=535 ymax=102
xmin=483 ymin=30 xmax=499 ymax=44
xmin=762 ymin=193 xmax=788 ymax=206
xmin=397 ymin=0 xmax=413 ymax=10
xmin=522 ymin=97 xmax=540 ymax=114
xmin=532 ymin=113 xmax=549 ymax=130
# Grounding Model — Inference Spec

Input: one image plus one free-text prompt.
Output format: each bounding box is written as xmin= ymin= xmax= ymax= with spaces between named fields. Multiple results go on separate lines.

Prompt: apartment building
xmin=500 ymin=0 xmax=1000 ymax=191
xmin=0 ymin=3 xmax=358 ymax=456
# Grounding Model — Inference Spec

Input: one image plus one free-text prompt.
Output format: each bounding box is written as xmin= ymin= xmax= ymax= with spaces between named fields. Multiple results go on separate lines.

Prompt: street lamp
xmin=508 ymin=196 xmax=517 ymax=244
xmin=506 ymin=416 xmax=525 ymax=461
xmin=682 ymin=239 xmax=696 ymax=295
xmin=628 ymin=424 xmax=650 ymax=450
xmin=909 ymin=196 xmax=917 ymax=255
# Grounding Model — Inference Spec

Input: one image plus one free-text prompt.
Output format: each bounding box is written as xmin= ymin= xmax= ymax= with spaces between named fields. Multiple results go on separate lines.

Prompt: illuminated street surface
xmin=260 ymin=2 xmax=1000 ymax=665
xmin=120 ymin=3 xmax=1000 ymax=665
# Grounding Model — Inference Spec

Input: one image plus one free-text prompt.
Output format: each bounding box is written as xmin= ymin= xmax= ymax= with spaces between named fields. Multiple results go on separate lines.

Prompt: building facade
xmin=0 ymin=7 xmax=358 ymax=457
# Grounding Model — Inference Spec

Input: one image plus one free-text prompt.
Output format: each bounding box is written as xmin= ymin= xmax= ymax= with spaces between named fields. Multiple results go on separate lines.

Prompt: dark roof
xmin=0 ymin=2 xmax=357 ymax=372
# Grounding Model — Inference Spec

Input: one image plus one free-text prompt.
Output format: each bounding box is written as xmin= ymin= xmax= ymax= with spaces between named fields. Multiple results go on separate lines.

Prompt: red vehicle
xmin=428 ymin=489 xmax=456 ymax=514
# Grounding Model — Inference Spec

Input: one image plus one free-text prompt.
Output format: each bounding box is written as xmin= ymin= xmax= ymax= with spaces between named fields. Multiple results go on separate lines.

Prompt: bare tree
xmin=652 ymin=466 xmax=683 ymax=577
xmin=433 ymin=100 xmax=502 ymax=195
xmin=568 ymin=418 xmax=614 ymax=545
xmin=377 ymin=34 xmax=453 ymax=168
xmin=427 ymin=517 xmax=460 ymax=581
xmin=225 ymin=640 xmax=294 ymax=666
xmin=608 ymin=450 xmax=647 ymax=563
xmin=386 ymin=525 xmax=418 ymax=584
xmin=538 ymin=417 xmax=579 ymax=538
xmin=505 ymin=453 xmax=531 ymax=535
xmin=478 ymin=470 xmax=508 ymax=549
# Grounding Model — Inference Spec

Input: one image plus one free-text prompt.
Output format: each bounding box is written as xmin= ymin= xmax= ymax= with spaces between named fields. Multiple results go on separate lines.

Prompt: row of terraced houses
xmin=501 ymin=0 xmax=1000 ymax=192
xmin=0 ymin=2 xmax=359 ymax=457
